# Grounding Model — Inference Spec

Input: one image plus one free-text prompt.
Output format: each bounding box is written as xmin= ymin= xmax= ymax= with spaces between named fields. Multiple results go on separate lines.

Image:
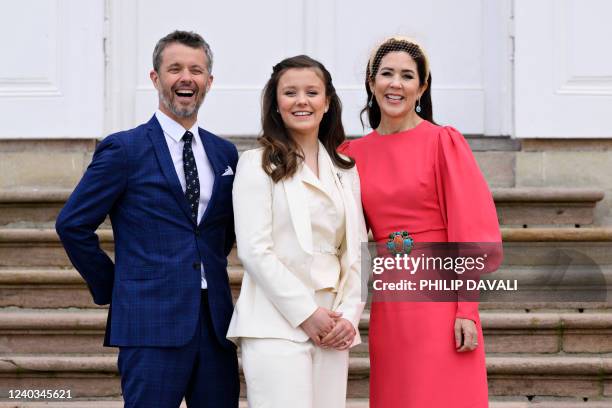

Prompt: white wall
xmin=13 ymin=1 xmax=612 ymax=140
xmin=109 ymin=0 xmax=512 ymax=137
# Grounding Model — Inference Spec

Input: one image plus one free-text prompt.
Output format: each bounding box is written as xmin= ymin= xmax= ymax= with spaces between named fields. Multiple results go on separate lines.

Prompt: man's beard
xmin=158 ymin=87 xmax=205 ymax=118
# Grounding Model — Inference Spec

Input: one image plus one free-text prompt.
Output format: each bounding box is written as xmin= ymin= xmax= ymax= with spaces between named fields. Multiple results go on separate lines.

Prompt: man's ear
xmin=206 ymin=74 xmax=214 ymax=92
xmin=150 ymin=70 xmax=159 ymax=90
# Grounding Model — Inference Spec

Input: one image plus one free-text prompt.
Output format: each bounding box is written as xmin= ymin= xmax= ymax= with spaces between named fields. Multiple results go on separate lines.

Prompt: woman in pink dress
xmin=340 ymin=37 xmax=502 ymax=407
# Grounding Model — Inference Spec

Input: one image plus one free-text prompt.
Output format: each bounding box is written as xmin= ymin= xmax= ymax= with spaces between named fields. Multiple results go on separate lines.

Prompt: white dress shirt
xmin=155 ymin=110 xmax=215 ymax=288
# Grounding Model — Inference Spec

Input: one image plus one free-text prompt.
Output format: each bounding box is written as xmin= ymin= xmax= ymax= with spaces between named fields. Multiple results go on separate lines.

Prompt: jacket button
xmin=192 ymin=262 xmax=200 ymax=270
xmin=195 ymin=229 xmax=200 ymax=236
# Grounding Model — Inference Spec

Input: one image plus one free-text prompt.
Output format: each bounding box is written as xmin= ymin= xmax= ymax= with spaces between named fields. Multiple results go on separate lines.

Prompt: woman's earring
xmin=415 ymin=98 xmax=422 ymax=113
xmin=368 ymin=93 xmax=374 ymax=108
xmin=276 ymin=107 xmax=279 ymax=113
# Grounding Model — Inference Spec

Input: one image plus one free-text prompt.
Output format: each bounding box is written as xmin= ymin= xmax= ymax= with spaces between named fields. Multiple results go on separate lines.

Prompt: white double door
xmin=4 ymin=1 xmax=610 ymax=139
xmin=514 ymin=0 xmax=612 ymax=138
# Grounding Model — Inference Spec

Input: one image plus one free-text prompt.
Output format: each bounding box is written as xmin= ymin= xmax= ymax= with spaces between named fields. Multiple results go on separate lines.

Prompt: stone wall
xmin=516 ymin=140 xmax=612 ymax=226
xmin=0 ymin=140 xmax=96 ymax=190
xmin=2 ymin=137 xmax=611 ymax=225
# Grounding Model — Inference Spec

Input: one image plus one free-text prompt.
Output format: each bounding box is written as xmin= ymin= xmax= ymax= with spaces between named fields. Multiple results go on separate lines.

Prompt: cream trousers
xmin=241 ymin=291 xmax=350 ymax=408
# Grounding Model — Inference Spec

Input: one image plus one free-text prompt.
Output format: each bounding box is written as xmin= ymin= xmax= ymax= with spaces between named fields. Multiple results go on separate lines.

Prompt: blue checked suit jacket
xmin=56 ymin=115 xmax=238 ymax=348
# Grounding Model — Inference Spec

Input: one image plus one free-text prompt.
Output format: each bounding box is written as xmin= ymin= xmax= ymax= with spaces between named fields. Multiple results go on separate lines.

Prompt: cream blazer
xmin=227 ymin=147 xmax=367 ymax=346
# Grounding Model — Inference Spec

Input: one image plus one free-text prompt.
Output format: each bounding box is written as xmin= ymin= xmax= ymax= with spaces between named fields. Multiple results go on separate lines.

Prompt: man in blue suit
xmin=56 ymin=31 xmax=239 ymax=407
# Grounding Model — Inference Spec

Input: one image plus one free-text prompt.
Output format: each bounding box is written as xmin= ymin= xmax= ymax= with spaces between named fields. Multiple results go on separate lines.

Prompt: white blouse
xmin=300 ymin=145 xmax=346 ymax=292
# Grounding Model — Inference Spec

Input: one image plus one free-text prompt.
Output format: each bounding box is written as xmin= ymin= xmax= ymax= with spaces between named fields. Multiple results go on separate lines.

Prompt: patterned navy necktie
xmin=182 ymin=131 xmax=200 ymax=223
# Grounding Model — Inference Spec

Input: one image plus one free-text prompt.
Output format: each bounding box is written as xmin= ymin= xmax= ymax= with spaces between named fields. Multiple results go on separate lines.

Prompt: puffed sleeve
xmin=434 ymin=126 xmax=503 ymax=321
xmin=233 ymin=149 xmax=318 ymax=328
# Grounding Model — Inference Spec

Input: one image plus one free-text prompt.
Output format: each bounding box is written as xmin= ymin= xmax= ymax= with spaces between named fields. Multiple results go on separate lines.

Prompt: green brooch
xmin=386 ymin=231 xmax=414 ymax=255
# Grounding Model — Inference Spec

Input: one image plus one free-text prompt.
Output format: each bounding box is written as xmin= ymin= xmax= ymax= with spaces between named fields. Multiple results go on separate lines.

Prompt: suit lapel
xmin=323 ymin=151 xmax=358 ymax=270
xmin=338 ymin=172 xmax=358 ymax=267
xmin=198 ymin=128 xmax=221 ymax=227
xmin=146 ymin=116 xmax=194 ymax=224
xmin=283 ymin=149 xmax=359 ymax=262
xmin=282 ymin=168 xmax=313 ymax=255
xmin=329 ymin=161 xmax=360 ymax=311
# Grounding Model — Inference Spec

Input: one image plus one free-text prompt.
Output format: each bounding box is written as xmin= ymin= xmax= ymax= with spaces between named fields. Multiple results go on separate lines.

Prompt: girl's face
xmin=276 ymin=68 xmax=329 ymax=139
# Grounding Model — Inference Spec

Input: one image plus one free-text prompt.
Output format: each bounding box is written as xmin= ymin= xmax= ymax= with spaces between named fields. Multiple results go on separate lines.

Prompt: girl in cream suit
xmin=227 ymin=55 xmax=367 ymax=408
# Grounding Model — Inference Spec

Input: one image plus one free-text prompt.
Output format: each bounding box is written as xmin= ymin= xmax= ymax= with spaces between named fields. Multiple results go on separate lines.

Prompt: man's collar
xmin=155 ymin=109 xmax=199 ymax=143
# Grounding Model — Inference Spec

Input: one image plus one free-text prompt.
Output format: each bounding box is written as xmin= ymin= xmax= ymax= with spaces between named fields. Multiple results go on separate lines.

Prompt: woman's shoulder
xmin=238 ymin=147 xmax=264 ymax=163
xmin=338 ymin=131 xmax=377 ymax=158
xmin=236 ymin=147 xmax=267 ymax=175
xmin=234 ymin=147 xmax=277 ymax=190
xmin=348 ymin=130 xmax=378 ymax=147
xmin=240 ymin=146 xmax=264 ymax=156
xmin=432 ymin=124 xmax=477 ymax=163
xmin=432 ymin=123 xmax=466 ymax=142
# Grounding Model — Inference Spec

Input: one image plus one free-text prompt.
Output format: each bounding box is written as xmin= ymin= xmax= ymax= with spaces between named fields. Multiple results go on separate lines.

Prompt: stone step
xmin=0 ymin=309 xmax=110 ymax=355
xmin=503 ymin=228 xmax=612 ymax=242
xmin=494 ymin=188 xmax=604 ymax=227
xmin=0 ymin=190 xmax=69 ymax=228
xmin=486 ymin=356 xmax=612 ymax=398
xmin=1 ymin=309 xmax=610 ymax=355
xmin=501 ymin=229 xmax=612 ymax=279
xmin=0 ymin=230 xmax=113 ymax=268
xmin=0 ymin=355 xmax=610 ymax=399
xmin=0 ymin=187 xmax=604 ymax=227
xmin=2 ymin=228 xmax=612 ymax=268
xmin=0 ymin=268 xmax=104 ymax=309
xmin=0 ymin=268 xmax=242 ymax=308
xmin=0 ymin=401 xmax=355 ymax=408
xmin=2 ymin=263 xmax=609 ymax=311
xmin=0 ymin=401 xmax=358 ymax=408
xmin=0 ymin=355 xmax=120 ymax=399
xmin=478 ymin=264 xmax=612 ymax=309
xmin=357 ymin=311 xmax=612 ymax=355
xmin=0 ymin=399 xmax=611 ymax=408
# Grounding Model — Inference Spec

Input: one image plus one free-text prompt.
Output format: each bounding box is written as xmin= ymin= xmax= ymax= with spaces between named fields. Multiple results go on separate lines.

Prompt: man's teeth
xmin=293 ymin=112 xmax=312 ymax=116
xmin=176 ymin=90 xmax=195 ymax=97
xmin=386 ymin=95 xmax=403 ymax=100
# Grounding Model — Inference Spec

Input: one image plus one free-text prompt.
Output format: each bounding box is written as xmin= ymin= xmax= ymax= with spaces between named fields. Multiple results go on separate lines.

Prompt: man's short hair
xmin=152 ymin=30 xmax=213 ymax=73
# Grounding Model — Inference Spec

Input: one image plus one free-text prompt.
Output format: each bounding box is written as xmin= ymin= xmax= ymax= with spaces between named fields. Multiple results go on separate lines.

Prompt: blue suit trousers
xmin=118 ymin=291 xmax=239 ymax=408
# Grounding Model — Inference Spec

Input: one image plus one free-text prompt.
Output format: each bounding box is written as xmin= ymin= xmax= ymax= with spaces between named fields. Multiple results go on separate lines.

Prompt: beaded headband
xmin=368 ymin=36 xmax=430 ymax=81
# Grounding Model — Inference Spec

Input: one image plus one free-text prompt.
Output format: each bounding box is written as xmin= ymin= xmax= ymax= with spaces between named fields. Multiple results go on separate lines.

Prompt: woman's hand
xmin=320 ymin=318 xmax=356 ymax=350
xmin=455 ymin=318 xmax=479 ymax=352
xmin=300 ymin=308 xmax=342 ymax=346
